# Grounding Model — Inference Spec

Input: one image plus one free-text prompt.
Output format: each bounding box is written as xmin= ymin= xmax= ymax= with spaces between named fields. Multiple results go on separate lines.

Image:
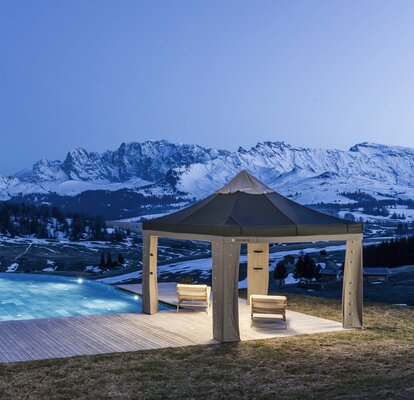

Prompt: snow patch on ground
xmin=284 ymin=273 xmax=299 ymax=285
xmin=100 ymin=243 xmax=350 ymax=284
xmin=238 ymin=278 xmax=248 ymax=289
xmin=85 ymin=265 xmax=102 ymax=273
xmin=42 ymin=267 xmax=57 ymax=272
xmin=6 ymin=263 xmax=19 ymax=272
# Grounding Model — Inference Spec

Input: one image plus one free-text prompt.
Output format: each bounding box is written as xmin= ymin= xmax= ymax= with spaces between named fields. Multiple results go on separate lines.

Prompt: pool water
xmin=0 ymin=273 xmax=170 ymax=321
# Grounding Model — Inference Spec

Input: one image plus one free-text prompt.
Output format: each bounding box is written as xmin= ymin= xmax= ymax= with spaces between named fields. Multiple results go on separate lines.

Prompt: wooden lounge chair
xmin=176 ymin=284 xmax=211 ymax=313
xmin=250 ymin=294 xmax=287 ymax=327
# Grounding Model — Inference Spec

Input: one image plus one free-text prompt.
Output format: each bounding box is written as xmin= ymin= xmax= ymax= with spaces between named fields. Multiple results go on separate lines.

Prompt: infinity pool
xmin=0 ymin=273 xmax=170 ymax=321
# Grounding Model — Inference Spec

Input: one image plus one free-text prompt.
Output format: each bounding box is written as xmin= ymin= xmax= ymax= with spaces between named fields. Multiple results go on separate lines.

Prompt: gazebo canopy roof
xmin=142 ymin=170 xmax=363 ymax=237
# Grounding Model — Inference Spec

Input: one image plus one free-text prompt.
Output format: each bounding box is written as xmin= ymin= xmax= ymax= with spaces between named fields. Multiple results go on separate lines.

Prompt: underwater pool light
xmin=77 ymin=278 xmax=83 ymax=284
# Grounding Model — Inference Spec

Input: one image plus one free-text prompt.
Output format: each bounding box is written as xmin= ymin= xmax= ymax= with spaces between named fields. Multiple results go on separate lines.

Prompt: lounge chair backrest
xmin=177 ymin=284 xmax=208 ymax=292
xmin=250 ymin=294 xmax=287 ymax=325
xmin=250 ymin=295 xmax=287 ymax=312
xmin=177 ymin=284 xmax=210 ymax=300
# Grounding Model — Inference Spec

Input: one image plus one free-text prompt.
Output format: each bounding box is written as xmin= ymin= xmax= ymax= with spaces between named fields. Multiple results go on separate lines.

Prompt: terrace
xmin=0 ymin=282 xmax=343 ymax=363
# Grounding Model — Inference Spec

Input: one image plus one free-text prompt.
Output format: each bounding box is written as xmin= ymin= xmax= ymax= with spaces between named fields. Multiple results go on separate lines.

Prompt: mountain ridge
xmin=1 ymin=140 xmax=414 ymax=208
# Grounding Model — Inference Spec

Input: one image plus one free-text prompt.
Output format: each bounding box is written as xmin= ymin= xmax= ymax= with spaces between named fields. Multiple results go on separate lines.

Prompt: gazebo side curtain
xmin=142 ymin=232 xmax=363 ymax=342
xmin=211 ymin=239 xmax=241 ymax=342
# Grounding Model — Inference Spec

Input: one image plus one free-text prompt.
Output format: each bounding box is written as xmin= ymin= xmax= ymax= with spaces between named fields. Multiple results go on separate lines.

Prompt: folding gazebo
xmin=142 ymin=171 xmax=363 ymax=342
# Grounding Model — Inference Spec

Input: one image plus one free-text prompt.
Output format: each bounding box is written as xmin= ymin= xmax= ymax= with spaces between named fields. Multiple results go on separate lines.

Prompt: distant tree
xmin=7 ymin=219 xmax=16 ymax=237
xmin=364 ymin=235 xmax=414 ymax=268
xmin=0 ymin=201 xmax=132 ymax=243
xmin=340 ymin=191 xmax=376 ymax=203
xmin=91 ymin=216 xmax=106 ymax=241
xmin=363 ymin=205 xmax=389 ymax=217
xmin=109 ymin=229 xmax=126 ymax=242
xmin=100 ymin=253 xmax=106 ymax=269
xmin=294 ymin=255 xmax=320 ymax=283
xmin=70 ymin=216 xmax=85 ymax=241
xmin=302 ymin=255 xmax=321 ymax=282
xmin=117 ymin=253 xmax=125 ymax=265
xmin=106 ymin=253 xmax=113 ymax=268
xmin=36 ymin=225 xmax=49 ymax=239
xmin=62 ymin=219 xmax=70 ymax=235
xmin=343 ymin=212 xmax=355 ymax=222
xmin=29 ymin=218 xmax=38 ymax=235
xmin=273 ymin=261 xmax=288 ymax=287
xmin=293 ymin=256 xmax=306 ymax=281
xmin=283 ymin=255 xmax=295 ymax=264
xmin=396 ymin=223 xmax=409 ymax=235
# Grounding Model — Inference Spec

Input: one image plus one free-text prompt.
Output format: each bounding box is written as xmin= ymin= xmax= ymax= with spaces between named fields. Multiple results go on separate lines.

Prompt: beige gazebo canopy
xmin=142 ymin=170 xmax=363 ymax=342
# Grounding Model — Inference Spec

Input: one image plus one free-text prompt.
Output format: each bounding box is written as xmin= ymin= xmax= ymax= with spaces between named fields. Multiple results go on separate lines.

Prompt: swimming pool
xmin=0 ymin=273 xmax=170 ymax=321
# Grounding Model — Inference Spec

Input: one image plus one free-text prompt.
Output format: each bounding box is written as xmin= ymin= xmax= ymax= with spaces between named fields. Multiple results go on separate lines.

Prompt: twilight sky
xmin=1 ymin=0 xmax=414 ymax=174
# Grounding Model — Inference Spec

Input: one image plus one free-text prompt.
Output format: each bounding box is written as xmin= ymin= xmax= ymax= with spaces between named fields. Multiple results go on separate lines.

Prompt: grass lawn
xmin=0 ymin=295 xmax=413 ymax=400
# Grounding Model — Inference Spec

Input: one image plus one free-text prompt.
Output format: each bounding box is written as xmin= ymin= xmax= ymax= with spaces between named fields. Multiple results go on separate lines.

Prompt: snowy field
xmin=0 ymin=234 xmax=210 ymax=277
xmin=338 ymin=205 xmax=414 ymax=223
xmin=99 ymin=243 xmax=358 ymax=285
xmin=0 ymin=232 xmax=384 ymax=285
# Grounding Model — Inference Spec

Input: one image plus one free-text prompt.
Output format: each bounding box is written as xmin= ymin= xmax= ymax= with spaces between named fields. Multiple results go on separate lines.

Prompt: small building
xmin=363 ymin=267 xmax=391 ymax=282
xmin=319 ymin=269 xmax=342 ymax=282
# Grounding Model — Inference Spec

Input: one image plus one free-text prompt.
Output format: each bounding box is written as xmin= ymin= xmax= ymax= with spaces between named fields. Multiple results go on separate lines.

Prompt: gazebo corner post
xmin=212 ymin=238 xmax=241 ymax=342
xmin=342 ymin=237 xmax=363 ymax=329
xmin=142 ymin=232 xmax=159 ymax=315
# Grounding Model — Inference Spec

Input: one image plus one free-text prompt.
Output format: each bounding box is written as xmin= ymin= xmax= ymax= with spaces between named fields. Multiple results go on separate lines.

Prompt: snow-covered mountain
xmin=1 ymin=140 xmax=414 ymax=209
xmin=175 ymin=141 xmax=414 ymax=204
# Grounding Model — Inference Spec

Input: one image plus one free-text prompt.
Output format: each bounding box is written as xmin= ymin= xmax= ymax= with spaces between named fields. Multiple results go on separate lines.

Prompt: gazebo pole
xmin=142 ymin=233 xmax=159 ymax=315
xmin=212 ymin=238 xmax=241 ymax=342
xmin=247 ymin=243 xmax=269 ymax=304
xmin=342 ymin=238 xmax=363 ymax=328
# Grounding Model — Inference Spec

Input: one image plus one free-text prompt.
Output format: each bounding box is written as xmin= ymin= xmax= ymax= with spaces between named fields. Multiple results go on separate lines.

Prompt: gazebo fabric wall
xmin=141 ymin=171 xmax=364 ymax=342
xmin=212 ymin=239 xmax=241 ymax=342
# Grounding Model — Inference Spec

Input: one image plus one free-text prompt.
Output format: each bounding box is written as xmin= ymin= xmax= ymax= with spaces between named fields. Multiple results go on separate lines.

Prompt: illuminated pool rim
xmin=0 ymin=272 xmax=170 ymax=322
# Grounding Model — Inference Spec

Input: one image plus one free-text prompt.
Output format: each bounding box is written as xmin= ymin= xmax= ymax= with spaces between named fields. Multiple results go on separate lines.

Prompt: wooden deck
xmin=0 ymin=283 xmax=343 ymax=363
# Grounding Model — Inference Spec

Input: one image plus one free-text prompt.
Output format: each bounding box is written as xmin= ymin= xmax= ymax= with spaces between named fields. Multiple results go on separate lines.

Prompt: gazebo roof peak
xmin=216 ymin=170 xmax=275 ymax=195
xmin=142 ymin=169 xmax=363 ymax=237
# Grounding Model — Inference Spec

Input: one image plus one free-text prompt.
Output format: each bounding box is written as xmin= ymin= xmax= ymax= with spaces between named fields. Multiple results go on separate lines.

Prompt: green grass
xmin=0 ymin=295 xmax=413 ymax=399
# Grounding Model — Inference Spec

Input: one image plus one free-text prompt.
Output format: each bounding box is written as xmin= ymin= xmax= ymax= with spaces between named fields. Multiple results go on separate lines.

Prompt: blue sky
xmin=1 ymin=0 xmax=414 ymax=174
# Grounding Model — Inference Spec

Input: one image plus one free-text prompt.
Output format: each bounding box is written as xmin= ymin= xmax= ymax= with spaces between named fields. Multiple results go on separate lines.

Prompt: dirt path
xmin=15 ymin=242 xmax=34 ymax=261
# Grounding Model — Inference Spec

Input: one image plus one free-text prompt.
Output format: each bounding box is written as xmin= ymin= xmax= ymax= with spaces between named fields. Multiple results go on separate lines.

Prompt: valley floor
xmin=1 ymin=235 xmax=414 ymax=306
xmin=0 ymin=294 xmax=412 ymax=399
